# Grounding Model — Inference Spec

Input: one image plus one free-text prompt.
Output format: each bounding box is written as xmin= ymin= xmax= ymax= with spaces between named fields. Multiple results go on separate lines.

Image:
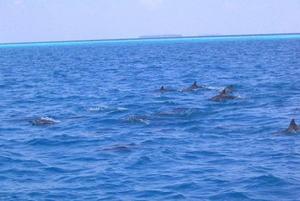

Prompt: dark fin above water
xmin=223 ymin=85 xmax=234 ymax=94
xmin=182 ymin=81 xmax=202 ymax=92
xmin=158 ymin=85 xmax=176 ymax=93
xmin=211 ymin=85 xmax=236 ymax=102
xmin=191 ymin=81 xmax=200 ymax=89
xmin=274 ymin=119 xmax=300 ymax=135
xmin=287 ymin=119 xmax=300 ymax=133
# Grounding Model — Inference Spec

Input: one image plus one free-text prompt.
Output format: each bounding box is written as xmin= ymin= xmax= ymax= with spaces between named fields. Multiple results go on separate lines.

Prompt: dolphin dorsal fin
xmin=220 ymin=89 xmax=227 ymax=95
xmin=289 ymin=119 xmax=298 ymax=130
xmin=224 ymin=85 xmax=234 ymax=94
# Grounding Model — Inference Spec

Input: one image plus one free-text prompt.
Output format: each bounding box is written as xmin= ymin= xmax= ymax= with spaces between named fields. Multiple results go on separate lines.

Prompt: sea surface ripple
xmin=1 ymin=36 xmax=300 ymax=200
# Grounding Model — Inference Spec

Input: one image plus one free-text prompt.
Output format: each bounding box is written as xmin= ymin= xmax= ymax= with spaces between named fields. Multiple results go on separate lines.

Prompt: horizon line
xmin=1 ymin=32 xmax=300 ymax=47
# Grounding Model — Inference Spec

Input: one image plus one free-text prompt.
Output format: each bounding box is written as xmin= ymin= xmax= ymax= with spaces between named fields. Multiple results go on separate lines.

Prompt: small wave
xmin=210 ymin=191 xmax=252 ymax=201
xmin=0 ymin=156 xmax=44 ymax=168
xmin=26 ymin=138 xmax=59 ymax=146
xmin=123 ymin=115 xmax=151 ymax=125
xmin=157 ymin=107 xmax=199 ymax=117
xmin=205 ymin=86 xmax=223 ymax=90
xmin=88 ymin=105 xmax=108 ymax=112
xmin=135 ymin=189 xmax=182 ymax=200
xmin=163 ymin=182 xmax=199 ymax=191
xmin=235 ymin=94 xmax=245 ymax=99
xmin=184 ymin=150 xmax=226 ymax=158
xmin=43 ymin=166 xmax=69 ymax=173
xmin=87 ymin=105 xmax=128 ymax=113
xmin=244 ymin=174 xmax=290 ymax=188
xmin=26 ymin=135 xmax=91 ymax=146
xmin=163 ymin=193 xmax=186 ymax=200
xmin=128 ymin=156 xmax=152 ymax=168
xmin=116 ymin=107 xmax=128 ymax=111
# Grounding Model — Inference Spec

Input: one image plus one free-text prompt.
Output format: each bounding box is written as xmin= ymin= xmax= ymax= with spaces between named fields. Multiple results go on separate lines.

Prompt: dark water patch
xmin=183 ymin=150 xmax=227 ymax=160
xmin=134 ymin=189 xmax=177 ymax=200
xmin=209 ymin=191 xmax=255 ymax=201
xmin=100 ymin=143 xmax=137 ymax=152
xmin=25 ymin=134 xmax=101 ymax=148
xmin=244 ymin=174 xmax=291 ymax=189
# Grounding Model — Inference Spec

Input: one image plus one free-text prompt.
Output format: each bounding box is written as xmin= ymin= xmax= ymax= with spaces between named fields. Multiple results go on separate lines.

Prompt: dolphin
xmin=160 ymin=86 xmax=165 ymax=91
xmin=101 ymin=143 xmax=136 ymax=152
xmin=223 ymin=85 xmax=234 ymax=94
xmin=124 ymin=115 xmax=150 ymax=125
xmin=158 ymin=85 xmax=176 ymax=93
xmin=31 ymin=117 xmax=59 ymax=126
xmin=285 ymin=119 xmax=300 ymax=133
xmin=182 ymin=81 xmax=202 ymax=92
xmin=211 ymin=85 xmax=237 ymax=102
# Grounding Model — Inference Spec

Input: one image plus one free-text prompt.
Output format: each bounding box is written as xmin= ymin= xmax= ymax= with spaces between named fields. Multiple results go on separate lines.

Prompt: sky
xmin=0 ymin=0 xmax=300 ymax=43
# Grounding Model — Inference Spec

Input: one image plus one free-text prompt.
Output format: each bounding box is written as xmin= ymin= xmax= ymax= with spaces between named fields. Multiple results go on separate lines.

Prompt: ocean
xmin=1 ymin=35 xmax=300 ymax=200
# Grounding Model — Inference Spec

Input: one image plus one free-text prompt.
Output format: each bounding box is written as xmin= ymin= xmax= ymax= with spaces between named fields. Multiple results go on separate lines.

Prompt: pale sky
xmin=0 ymin=0 xmax=300 ymax=43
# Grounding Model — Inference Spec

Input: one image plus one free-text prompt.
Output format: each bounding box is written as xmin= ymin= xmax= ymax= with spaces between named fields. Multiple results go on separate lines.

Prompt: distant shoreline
xmin=1 ymin=33 xmax=300 ymax=47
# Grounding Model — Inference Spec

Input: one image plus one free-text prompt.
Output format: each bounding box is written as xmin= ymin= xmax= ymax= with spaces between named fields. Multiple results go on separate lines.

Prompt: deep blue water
xmin=1 ymin=35 xmax=300 ymax=201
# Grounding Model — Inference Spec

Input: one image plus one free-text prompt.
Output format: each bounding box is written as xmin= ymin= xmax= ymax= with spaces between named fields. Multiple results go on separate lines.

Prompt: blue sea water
xmin=1 ymin=35 xmax=300 ymax=201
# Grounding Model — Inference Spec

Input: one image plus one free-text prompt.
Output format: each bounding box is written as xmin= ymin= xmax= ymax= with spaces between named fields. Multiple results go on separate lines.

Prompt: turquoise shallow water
xmin=1 ymin=35 xmax=300 ymax=200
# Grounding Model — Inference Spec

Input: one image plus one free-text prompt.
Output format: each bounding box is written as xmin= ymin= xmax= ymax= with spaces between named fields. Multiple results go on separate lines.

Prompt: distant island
xmin=139 ymin=34 xmax=183 ymax=39
xmin=138 ymin=33 xmax=300 ymax=40
xmin=1 ymin=33 xmax=300 ymax=46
